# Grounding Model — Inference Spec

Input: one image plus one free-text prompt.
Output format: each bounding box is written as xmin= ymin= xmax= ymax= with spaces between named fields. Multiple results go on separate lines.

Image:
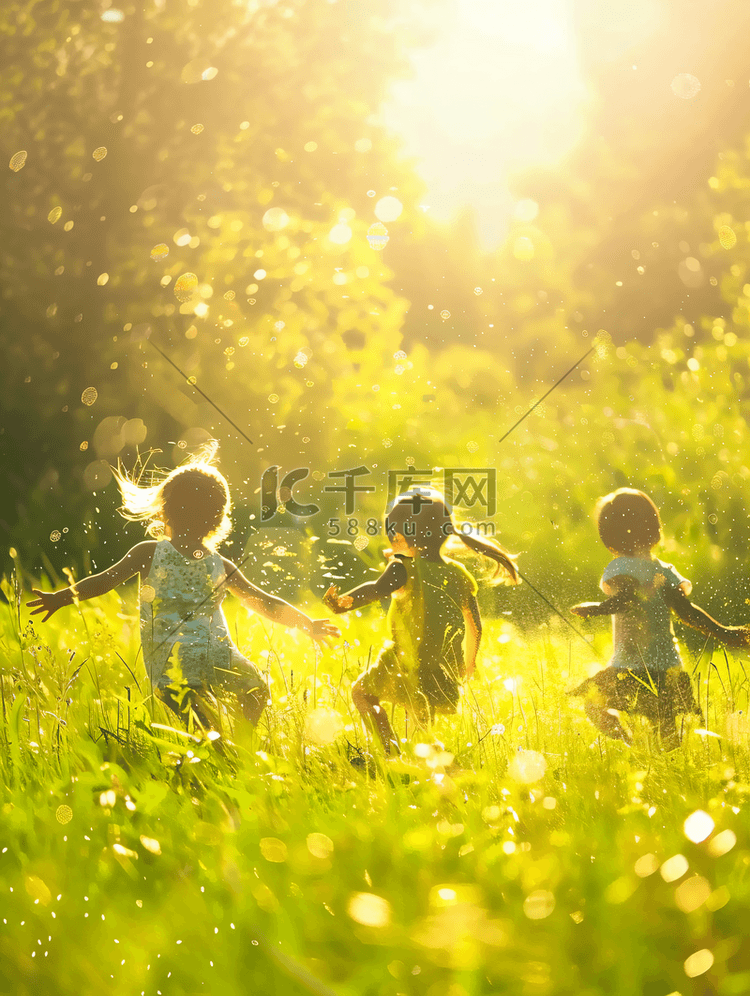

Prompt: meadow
xmin=1 ymin=571 xmax=749 ymax=996
xmin=5 ymin=1 xmax=750 ymax=993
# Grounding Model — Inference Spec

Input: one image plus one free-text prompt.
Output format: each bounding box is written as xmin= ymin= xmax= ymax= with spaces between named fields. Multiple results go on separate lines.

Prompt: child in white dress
xmin=28 ymin=454 xmax=338 ymax=728
xmin=570 ymin=488 xmax=748 ymax=748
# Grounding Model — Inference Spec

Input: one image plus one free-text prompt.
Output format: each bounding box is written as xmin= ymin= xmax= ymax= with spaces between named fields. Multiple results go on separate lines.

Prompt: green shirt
xmin=388 ymin=555 xmax=478 ymax=700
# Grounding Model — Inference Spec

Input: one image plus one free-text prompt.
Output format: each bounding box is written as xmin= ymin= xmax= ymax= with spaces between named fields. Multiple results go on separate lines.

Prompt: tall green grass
xmin=1 ymin=578 xmax=750 ymax=996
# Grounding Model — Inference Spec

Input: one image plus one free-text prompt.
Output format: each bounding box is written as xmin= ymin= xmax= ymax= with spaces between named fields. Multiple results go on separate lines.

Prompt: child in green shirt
xmin=325 ymin=488 xmax=518 ymax=754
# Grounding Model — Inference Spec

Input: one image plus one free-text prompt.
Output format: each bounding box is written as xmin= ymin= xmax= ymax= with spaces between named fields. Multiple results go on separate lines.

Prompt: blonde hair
xmin=112 ymin=449 xmax=232 ymax=551
xmin=385 ymin=488 xmax=519 ymax=586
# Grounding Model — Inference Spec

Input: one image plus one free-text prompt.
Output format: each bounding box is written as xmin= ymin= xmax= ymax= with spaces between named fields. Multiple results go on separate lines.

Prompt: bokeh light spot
xmin=348 ymin=892 xmax=391 ymax=927
xmin=262 ymin=207 xmax=290 ymax=232
xmin=374 ymin=196 xmax=403 ymax=222
xmin=707 ymin=830 xmax=736 ymax=857
xmin=329 ymin=223 xmax=352 ymax=245
xmin=260 ymin=838 xmax=287 ymax=863
xmin=514 ymin=199 xmax=538 ymax=222
xmin=55 ymin=805 xmax=72 ymax=824
xmin=523 ymin=890 xmax=555 ymax=920
xmin=684 ymin=949 xmax=713 ymax=977
xmin=513 ymin=236 xmax=535 ymax=261
xmin=671 ymin=73 xmax=701 ymax=99
xmin=508 ymin=750 xmax=546 ymax=784
xmin=307 ymin=833 xmax=334 ymax=859
xmin=683 ymin=810 xmax=714 ymax=843
xmin=174 ymin=272 xmax=198 ymax=302
xmin=367 ymin=222 xmax=389 ymax=250
xmin=718 ymin=225 xmax=737 ymax=249
xmin=660 ymin=854 xmax=689 ymax=882
xmin=304 ymin=707 xmax=344 ymax=745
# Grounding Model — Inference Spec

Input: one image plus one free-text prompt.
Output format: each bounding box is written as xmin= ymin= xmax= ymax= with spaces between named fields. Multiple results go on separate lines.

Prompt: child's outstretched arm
xmin=26 ymin=542 xmax=156 ymax=622
xmin=323 ymin=557 xmax=408 ymax=614
xmin=462 ymin=595 xmax=482 ymax=677
xmin=570 ymin=576 xmax=639 ymax=618
xmin=663 ymin=585 xmax=750 ymax=648
xmin=222 ymin=558 xmax=339 ymax=645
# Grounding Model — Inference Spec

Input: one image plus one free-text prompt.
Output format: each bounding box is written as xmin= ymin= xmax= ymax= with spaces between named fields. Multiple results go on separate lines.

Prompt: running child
xmin=324 ymin=488 xmax=519 ymax=754
xmin=27 ymin=452 xmax=339 ymax=729
xmin=569 ymin=487 xmax=748 ymax=748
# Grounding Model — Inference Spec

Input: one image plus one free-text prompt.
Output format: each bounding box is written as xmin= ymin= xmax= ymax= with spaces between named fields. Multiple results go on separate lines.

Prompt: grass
xmin=2 ymin=577 xmax=750 ymax=996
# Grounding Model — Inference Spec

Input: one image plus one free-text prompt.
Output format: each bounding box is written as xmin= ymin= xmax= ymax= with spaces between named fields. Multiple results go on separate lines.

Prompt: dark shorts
xmin=569 ymin=666 xmax=702 ymax=720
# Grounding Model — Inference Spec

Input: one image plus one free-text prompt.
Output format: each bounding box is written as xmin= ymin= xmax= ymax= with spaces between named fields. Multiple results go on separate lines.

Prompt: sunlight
xmin=383 ymin=0 xmax=666 ymax=247
xmin=383 ymin=0 xmax=587 ymax=245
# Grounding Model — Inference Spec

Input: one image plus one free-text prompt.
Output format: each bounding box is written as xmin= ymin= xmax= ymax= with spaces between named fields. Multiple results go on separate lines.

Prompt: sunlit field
xmin=2 ymin=578 xmax=750 ymax=996
xmin=8 ymin=0 xmax=750 ymax=993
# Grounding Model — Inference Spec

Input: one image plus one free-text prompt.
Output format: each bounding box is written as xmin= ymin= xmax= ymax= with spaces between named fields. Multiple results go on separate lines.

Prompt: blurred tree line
xmin=3 ymin=0 xmax=750 ymax=630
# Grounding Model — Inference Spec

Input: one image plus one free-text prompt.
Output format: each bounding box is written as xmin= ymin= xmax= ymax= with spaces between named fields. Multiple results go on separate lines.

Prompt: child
xmin=27 ymin=453 xmax=339 ymax=729
xmin=324 ymin=488 xmax=518 ymax=754
xmin=569 ymin=487 xmax=748 ymax=748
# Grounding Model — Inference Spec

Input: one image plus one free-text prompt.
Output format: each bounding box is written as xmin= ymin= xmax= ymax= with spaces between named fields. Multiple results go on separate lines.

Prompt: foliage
xmin=0 ymin=0 xmax=436 ymax=572
xmin=2 ymin=588 xmax=750 ymax=995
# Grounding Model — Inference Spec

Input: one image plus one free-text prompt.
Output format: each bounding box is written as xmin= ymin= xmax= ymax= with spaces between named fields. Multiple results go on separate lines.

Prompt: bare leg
xmin=238 ymin=685 xmax=269 ymax=727
xmin=584 ymin=702 xmax=632 ymax=745
xmin=656 ymin=704 xmax=680 ymax=751
xmin=352 ymin=680 xmax=400 ymax=755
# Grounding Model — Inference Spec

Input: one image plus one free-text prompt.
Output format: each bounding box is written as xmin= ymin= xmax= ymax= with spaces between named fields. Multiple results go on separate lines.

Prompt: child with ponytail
xmin=324 ymin=488 xmax=518 ymax=754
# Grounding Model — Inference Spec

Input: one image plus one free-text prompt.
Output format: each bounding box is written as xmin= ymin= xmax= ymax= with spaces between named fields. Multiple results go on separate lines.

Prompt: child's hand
xmin=323 ymin=585 xmax=353 ymax=614
xmin=310 ymin=619 xmax=340 ymax=648
xmin=26 ymin=588 xmax=68 ymax=623
xmin=570 ymin=602 xmax=602 ymax=619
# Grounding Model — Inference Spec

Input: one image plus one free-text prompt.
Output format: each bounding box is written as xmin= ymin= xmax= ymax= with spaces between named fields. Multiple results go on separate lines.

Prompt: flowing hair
xmin=385 ymin=488 xmax=518 ymax=586
xmin=111 ymin=443 xmax=232 ymax=551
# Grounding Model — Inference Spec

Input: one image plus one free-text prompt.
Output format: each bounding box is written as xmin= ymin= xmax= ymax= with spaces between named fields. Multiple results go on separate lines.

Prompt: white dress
xmin=140 ymin=540 xmax=267 ymax=696
xmin=601 ymin=556 xmax=691 ymax=671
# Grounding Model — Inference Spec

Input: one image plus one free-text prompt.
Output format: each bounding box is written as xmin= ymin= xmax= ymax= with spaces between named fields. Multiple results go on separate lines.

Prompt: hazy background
xmin=3 ymin=0 xmax=750 ymax=618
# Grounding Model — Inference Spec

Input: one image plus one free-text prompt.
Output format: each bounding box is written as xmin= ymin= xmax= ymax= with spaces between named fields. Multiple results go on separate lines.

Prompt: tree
xmin=0 ymin=0 xmax=438 ymax=576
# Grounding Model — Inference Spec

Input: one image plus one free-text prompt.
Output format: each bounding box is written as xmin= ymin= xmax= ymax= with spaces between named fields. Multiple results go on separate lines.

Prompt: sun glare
xmin=384 ymin=0 xmax=588 ymax=246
